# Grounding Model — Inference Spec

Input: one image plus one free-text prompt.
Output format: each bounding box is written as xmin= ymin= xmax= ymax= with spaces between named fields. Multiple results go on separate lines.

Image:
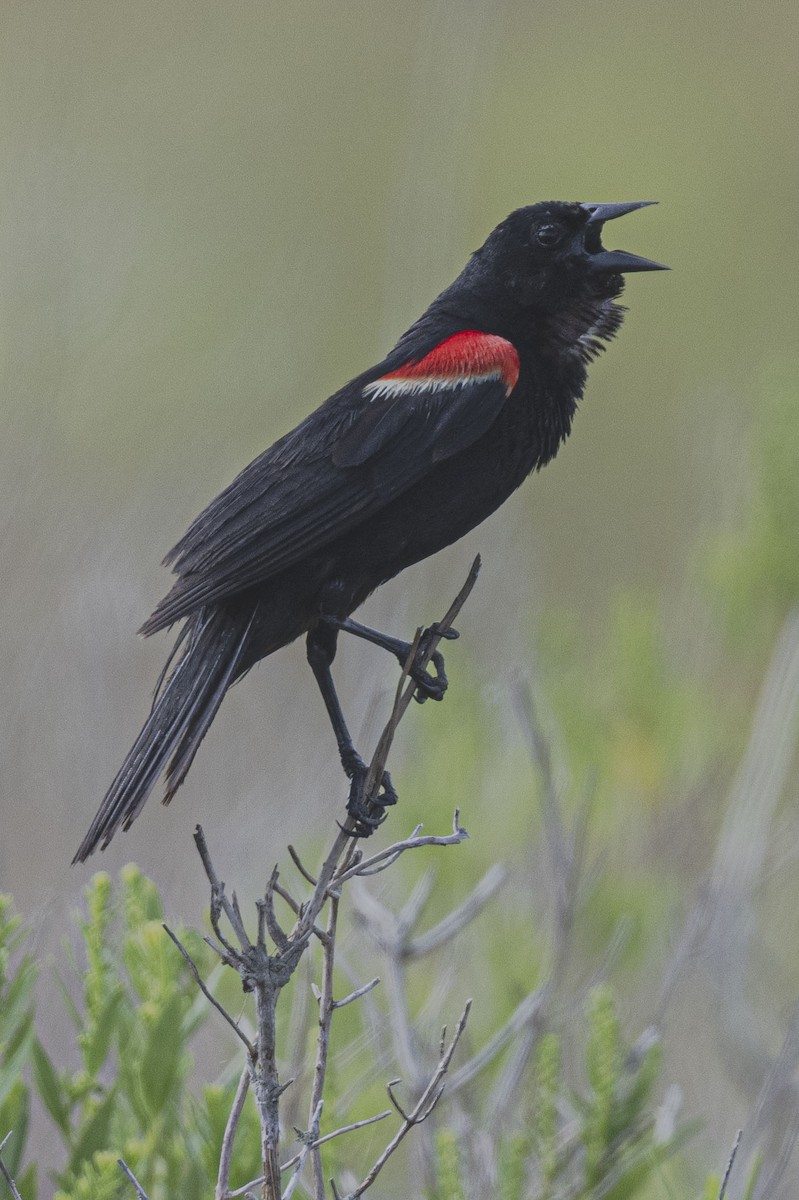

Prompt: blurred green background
xmin=2 ymin=0 xmax=798 ymax=1193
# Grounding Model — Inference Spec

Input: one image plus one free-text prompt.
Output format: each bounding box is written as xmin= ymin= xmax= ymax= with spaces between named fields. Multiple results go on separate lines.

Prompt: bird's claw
xmin=345 ymin=760 xmax=397 ymax=837
xmin=409 ymin=625 xmax=457 ymax=704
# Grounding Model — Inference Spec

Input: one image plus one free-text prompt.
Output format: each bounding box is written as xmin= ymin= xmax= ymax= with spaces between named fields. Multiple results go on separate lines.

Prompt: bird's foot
xmin=343 ymin=752 xmax=398 ymax=837
xmin=317 ymin=612 xmax=459 ymax=704
xmin=409 ymin=624 xmax=459 ymax=705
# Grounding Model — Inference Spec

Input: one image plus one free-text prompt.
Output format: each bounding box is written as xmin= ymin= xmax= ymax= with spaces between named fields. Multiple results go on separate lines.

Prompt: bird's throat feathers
xmin=538 ymin=291 xmax=628 ymax=367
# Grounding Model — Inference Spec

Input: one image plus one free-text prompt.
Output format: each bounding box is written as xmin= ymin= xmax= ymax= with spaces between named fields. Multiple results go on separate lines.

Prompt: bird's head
xmin=474 ymin=199 xmax=667 ymax=314
xmin=458 ymin=200 xmax=666 ymax=358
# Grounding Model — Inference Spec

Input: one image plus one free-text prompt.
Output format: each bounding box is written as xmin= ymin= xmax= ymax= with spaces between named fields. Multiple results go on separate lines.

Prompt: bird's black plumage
xmin=74 ymin=200 xmax=665 ymax=861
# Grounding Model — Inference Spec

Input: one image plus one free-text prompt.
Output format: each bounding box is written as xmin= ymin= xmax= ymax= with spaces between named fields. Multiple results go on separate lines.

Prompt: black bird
xmin=74 ymin=200 xmax=666 ymax=862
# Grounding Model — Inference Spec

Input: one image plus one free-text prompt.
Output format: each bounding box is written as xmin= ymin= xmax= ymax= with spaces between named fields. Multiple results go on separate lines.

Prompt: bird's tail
xmin=73 ymin=604 xmax=254 ymax=863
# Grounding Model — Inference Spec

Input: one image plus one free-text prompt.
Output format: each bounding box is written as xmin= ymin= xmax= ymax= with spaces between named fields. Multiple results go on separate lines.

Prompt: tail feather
xmin=162 ymin=611 xmax=253 ymax=803
xmin=73 ymin=606 xmax=253 ymax=863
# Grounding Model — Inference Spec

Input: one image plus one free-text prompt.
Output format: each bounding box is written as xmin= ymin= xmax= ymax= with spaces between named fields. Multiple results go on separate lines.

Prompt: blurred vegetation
xmin=1 ymin=299 xmax=797 ymax=1200
xmin=708 ymin=367 xmax=799 ymax=648
xmin=2 ymin=869 xmax=264 ymax=1198
xmin=0 ymin=896 xmax=38 ymax=1198
xmin=0 ymin=860 xmax=739 ymax=1198
xmin=1 ymin=1 xmax=799 ymax=1195
xmin=5 ymin=358 xmax=799 ymax=1189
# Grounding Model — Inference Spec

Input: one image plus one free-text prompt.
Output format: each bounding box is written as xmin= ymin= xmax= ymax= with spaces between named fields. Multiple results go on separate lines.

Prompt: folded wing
xmin=141 ymin=330 xmax=519 ymax=633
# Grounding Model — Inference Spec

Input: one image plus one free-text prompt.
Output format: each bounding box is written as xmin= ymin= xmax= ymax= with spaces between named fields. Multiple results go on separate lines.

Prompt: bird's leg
xmin=320 ymin=614 xmax=459 ymax=705
xmin=306 ymin=624 xmax=397 ymax=835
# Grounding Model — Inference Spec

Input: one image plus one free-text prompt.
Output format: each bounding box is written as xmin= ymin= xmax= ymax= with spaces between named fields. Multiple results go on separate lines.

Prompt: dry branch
xmin=216 ymin=1066 xmax=252 ymax=1200
xmin=341 ymin=1001 xmax=472 ymax=1200
xmin=118 ymin=1158 xmax=152 ymax=1199
xmin=0 ymin=1132 xmax=23 ymax=1200
xmin=166 ymin=560 xmax=482 ymax=1200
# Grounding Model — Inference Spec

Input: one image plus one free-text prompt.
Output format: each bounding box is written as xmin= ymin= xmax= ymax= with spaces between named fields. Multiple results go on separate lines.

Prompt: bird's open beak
xmin=580 ymin=201 xmax=669 ymax=273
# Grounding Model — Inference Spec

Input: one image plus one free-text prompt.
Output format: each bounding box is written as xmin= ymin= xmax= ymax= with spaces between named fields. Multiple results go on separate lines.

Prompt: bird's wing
xmin=142 ymin=330 xmax=519 ymax=632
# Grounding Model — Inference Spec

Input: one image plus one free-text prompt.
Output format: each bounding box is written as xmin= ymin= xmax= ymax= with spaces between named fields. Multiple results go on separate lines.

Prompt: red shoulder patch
xmin=366 ymin=331 xmax=520 ymax=400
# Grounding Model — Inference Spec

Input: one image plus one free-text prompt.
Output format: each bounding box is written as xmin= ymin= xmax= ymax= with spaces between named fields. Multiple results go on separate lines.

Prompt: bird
xmin=74 ymin=200 xmax=666 ymax=862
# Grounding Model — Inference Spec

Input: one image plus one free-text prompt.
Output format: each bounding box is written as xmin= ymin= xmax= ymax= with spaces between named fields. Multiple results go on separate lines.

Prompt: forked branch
xmin=169 ymin=560 xmax=482 ymax=1200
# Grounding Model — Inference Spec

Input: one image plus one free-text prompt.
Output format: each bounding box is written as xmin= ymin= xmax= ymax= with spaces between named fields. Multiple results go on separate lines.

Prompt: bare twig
xmin=227 ymin=1180 xmax=265 ymax=1199
xmin=449 ymin=984 xmax=549 ymax=1094
xmin=273 ymin=879 xmax=301 ymax=916
xmin=232 ymin=1109 xmax=394 ymax=1199
xmin=335 ymin=811 xmax=468 ymax=886
xmin=386 ymin=1080 xmax=411 ymax=1121
xmin=117 ymin=1158 xmax=152 ymax=1199
xmin=288 ymin=844 xmax=318 ymax=886
xmin=185 ymin=564 xmax=481 ymax=1199
xmin=333 ymin=977 xmax=381 ymax=1009
xmin=281 ymin=1111 xmax=393 ymax=1171
xmin=216 ymin=1066 xmax=252 ymax=1200
xmin=718 ymin=1129 xmax=741 ymax=1200
xmin=189 ymin=837 xmax=302 ymax=1199
xmin=344 ymin=1000 xmax=472 ymax=1199
xmin=282 ymin=1099 xmax=324 ymax=1200
xmin=311 ymin=1111 xmax=393 ymax=1151
xmin=196 ymin=804 xmax=471 ymax=1199
xmin=334 ymin=951 xmax=393 ymax=1083
xmin=347 ymin=836 xmax=509 ymax=1163
xmin=163 ymin=924 xmax=255 ymax=1057
xmin=0 ymin=1132 xmax=23 ymax=1200
xmin=310 ymin=893 xmax=340 ymax=1200
xmin=195 ymin=825 xmax=252 ymax=951
xmin=261 ymin=869 xmax=291 ymax=951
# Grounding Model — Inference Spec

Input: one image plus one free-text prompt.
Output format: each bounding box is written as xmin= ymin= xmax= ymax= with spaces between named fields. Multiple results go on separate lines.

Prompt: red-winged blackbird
xmin=74 ymin=200 xmax=666 ymax=862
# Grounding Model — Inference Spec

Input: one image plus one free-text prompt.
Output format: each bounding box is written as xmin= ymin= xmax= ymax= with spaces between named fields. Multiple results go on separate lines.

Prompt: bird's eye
xmin=535 ymin=223 xmax=563 ymax=248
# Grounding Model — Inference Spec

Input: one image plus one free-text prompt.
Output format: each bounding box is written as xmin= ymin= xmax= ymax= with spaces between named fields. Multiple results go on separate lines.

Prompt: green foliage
xmin=497 ymin=1133 xmax=531 ymax=1200
xmin=0 ymin=845 xmax=782 ymax=1198
xmin=558 ymin=989 xmax=672 ymax=1198
xmin=1 ymin=870 xmax=687 ymax=1200
xmin=533 ymin=1032 xmax=560 ymax=1192
xmin=708 ymin=369 xmax=799 ymax=645
xmin=0 ymin=894 xmax=38 ymax=1200
xmin=199 ymin=1079 xmax=262 ymax=1191
xmin=537 ymin=590 xmax=723 ymax=820
xmin=22 ymin=866 xmax=260 ymax=1200
xmin=581 ymin=986 xmax=665 ymax=1194
xmin=7 ymin=368 xmax=799 ymax=1195
xmin=432 ymin=1129 xmax=466 ymax=1200
xmin=428 ymin=988 xmax=678 ymax=1200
